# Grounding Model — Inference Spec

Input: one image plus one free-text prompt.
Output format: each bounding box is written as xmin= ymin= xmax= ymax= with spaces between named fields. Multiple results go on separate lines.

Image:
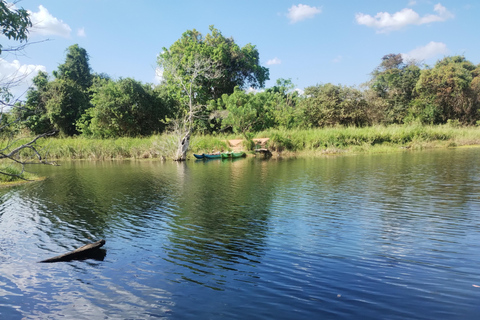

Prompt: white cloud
xmin=287 ymin=4 xmax=322 ymax=24
xmin=77 ymin=27 xmax=86 ymax=37
xmin=356 ymin=3 xmax=453 ymax=33
xmin=28 ymin=5 xmax=71 ymax=38
xmin=266 ymin=57 xmax=281 ymax=65
xmin=0 ymin=58 xmax=46 ymax=99
xmin=401 ymin=41 xmax=448 ymax=61
xmin=408 ymin=0 xmax=417 ymax=6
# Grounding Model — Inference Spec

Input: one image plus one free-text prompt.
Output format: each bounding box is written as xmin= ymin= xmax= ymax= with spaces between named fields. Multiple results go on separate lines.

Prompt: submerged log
xmin=39 ymin=239 xmax=106 ymax=263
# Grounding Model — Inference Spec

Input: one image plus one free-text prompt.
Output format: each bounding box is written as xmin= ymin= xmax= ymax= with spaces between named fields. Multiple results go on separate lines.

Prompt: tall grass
xmin=0 ymin=164 xmax=40 ymax=184
xmin=256 ymin=124 xmax=480 ymax=154
xmin=8 ymin=124 xmax=480 ymax=161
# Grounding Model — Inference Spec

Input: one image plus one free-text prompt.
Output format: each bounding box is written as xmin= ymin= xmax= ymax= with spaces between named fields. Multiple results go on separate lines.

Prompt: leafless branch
xmin=158 ymin=52 xmax=223 ymax=160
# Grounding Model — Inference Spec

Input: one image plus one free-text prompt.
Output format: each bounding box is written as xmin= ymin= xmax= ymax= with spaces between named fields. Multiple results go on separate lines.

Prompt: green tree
xmin=18 ymin=71 xmax=54 ymax=134
xmin=299 ymin=84 xmax=368 ymax=127
xmin=79 ymin=78 xmax=170 ymax=137
xmin=44 ymin=79 xmax=89 ymax=136
xmin=158 ymin=25 xmax=269 ymax=105
xmin=414 ymin=56 xmax=480 ymax=124
xmin=265 ymin=78 xmax=301 ymax=128
xmin=44 ymin=44 xmax=93 ymax=135
xmin=54 ymin=44 xmax=93 ymax=90
xmin=209 ymin=87 xmax=293 ymax=135
xmin=370 ymin=54 xmax=421 ymax=124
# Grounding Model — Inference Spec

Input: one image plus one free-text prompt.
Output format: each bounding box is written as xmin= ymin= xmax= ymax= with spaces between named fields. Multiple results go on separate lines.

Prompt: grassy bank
xmin=11 ymin=124 xmax=480 ymax=161
xmin=0 ymin=165 xmax=43 ymax=187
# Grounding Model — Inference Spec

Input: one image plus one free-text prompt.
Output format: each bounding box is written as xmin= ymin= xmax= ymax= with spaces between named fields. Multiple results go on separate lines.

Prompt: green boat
xmin=221 ymin=152 xmax=246 ymax=159
xmin=204 ymin=153 xmax=222 ymax=159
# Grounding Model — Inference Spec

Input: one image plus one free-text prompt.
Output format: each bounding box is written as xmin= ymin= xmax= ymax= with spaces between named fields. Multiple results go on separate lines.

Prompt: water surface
xmin=1 ymin=148 xmax=480 ymax=319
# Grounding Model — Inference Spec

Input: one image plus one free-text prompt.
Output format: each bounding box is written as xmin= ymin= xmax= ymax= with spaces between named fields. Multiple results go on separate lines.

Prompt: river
xmin=1 ymin=148 xmax=480 ymax=319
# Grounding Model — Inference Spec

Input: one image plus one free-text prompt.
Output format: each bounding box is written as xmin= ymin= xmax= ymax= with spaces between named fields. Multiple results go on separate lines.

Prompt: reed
xmin=255 ymin=125 xmax=480 ymax=154
xmin=8 ymin=124 xmax=480 ymax=161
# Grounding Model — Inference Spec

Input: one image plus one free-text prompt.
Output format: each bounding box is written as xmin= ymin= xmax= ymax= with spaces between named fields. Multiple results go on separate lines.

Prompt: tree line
xmin=6 ymin=28 xmax=480 ymax=143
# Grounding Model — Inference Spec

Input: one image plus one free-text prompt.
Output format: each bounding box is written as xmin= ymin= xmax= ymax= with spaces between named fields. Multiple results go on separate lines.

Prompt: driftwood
xmin=39 ymin=239 xmax=106 ymax=263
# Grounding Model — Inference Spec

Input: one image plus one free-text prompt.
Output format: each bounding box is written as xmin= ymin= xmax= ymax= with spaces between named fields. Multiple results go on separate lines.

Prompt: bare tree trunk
xmin=175 ymin=130 xmax=190 ymax=161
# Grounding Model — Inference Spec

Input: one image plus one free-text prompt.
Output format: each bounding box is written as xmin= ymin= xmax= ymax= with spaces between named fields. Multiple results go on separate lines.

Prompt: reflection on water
xmin=2 ymin=149 xmax=480 ymax=318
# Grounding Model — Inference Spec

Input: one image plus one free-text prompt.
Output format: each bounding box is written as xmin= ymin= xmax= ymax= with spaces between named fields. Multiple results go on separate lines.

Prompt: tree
xmin=45 ymin=44 xmax=92 ymax=135
xmin=414 ymin=56 xmax=480 ymax=124
xmin=369 ymin=54 xmax=421 ymax=124
xmin=299 ymin=84 xmax=368 ymax=127
xmin=158 ymin=25 xmax=269 ymax=104
xmin=17 ymin=71 xmax=54 ymax=134
xmin=54 ymin=44 xmax=93 ymax=90
xmin=79 ymin=78 xmax=171 ymax=137
xmin=209 ymin=85 xmax=301 ymax=135
xmin=44 ymin=79 xmax=89 ymax=136
xmin=0 ymin=1 xmax=56 ymax=181
xmin=158 ymin=52 xmax=222 ymax=160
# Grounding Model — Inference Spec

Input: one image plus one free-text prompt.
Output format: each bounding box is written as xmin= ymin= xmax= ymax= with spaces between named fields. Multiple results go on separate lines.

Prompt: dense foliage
xmin=158 ymin=25 xmax=269 ymax=105
xmin=6 ymin=26 xmax=480 ymax=142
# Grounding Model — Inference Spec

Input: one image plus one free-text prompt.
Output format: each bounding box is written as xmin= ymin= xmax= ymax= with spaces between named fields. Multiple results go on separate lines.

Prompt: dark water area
xmin=2 ymin=148 xmax=480 ymax=319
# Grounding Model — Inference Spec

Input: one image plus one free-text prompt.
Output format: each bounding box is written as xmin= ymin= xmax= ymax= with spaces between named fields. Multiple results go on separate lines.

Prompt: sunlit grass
xmin=7 ymin=124 xmax=480 ymax=161
xmin=0 ymin=164 xmax=42 ymax=186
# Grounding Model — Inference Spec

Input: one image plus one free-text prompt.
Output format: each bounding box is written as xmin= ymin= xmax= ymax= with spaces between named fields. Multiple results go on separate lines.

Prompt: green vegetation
xmin=6 ymin=125 xmax=479 ymax=161
xmin=2 ymin=19 xmax=480 ymax=165
xmin=0 ymin=164 xmax=41 ymax=185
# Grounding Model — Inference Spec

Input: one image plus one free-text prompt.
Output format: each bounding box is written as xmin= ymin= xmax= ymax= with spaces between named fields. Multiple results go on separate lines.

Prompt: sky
xmin=1 ymin=0 xmax=479 ymax=99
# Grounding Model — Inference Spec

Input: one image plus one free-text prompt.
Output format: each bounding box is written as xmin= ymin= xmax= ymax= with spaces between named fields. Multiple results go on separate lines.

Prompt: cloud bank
xmin=356 ymin=3 xmax=453 ymax=33
xmin=28 ymin=5 xmax=72 ymax=38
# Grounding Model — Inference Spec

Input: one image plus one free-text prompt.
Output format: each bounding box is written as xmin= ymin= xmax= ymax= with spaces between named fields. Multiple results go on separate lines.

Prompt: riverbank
xmin=0 ymin=165 xmax=44 ymax=187
xmin=10 ymin=124 xmax=480 ymax=161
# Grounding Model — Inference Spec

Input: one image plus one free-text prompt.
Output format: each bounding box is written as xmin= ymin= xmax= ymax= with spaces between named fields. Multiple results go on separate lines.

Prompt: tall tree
xmin=158 ymin=52 xmax=222 ymax=160
xmin=370 ymin=54 xmax=421 ymax=124
xmin=414 ymin=56 xmax=480 ymax=124
xmin=54 ymin=44 xmax=93 ymax=91
xmin=46 ymin=44 xmax=92 ymax=135
xmin=158 ymin=25 xmax=269 ymax=104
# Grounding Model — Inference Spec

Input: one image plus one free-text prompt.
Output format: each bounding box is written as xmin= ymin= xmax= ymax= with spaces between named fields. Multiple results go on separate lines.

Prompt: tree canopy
xmin=414 ymin=56 xmax=480 ymax=124
xmin=158 ymin=25 xmax=269 ymax=104
xmin=79 ymin=78 xmax=171 ymax=137
xmin=54 ymin=44 xmax=93 ymax=90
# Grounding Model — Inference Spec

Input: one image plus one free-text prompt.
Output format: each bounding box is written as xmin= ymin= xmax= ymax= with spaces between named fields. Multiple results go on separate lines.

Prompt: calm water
xmin=2 ymin=148 xmax=480 ymax=319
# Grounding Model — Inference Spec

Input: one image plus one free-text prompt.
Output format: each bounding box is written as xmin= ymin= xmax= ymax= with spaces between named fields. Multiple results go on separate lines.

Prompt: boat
xmin=221 ymin=152 xmax=246 ymax=159
xmin=193 ymin=153 xmax=205 ymax=159
xmin=204 ymin=153 xmax=222 ymax=159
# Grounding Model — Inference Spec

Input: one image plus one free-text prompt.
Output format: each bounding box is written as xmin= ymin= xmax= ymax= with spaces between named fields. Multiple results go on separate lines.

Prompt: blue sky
xmin=1 ymin=0 xmax=479 ymax=98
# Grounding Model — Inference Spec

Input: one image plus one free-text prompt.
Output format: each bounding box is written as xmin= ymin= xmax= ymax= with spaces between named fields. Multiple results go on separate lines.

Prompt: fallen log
xmin=39 ymin=239 xmax=106 ymax=263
